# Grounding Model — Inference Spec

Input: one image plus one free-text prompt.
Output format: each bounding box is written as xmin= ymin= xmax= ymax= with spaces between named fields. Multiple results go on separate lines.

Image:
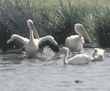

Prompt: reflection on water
xmin=0 ymin=48 xmax=110 ymax=91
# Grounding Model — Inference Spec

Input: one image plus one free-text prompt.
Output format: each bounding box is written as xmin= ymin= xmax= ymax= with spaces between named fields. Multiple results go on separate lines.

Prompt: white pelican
xmin=65 ymin=24 xmax=92 ymax=56
xmin=7 ymin=19 xmax=60 ymax=57
xmin=52 ymin=47 xmax=93 ymax=65
xmin=91 ymin=48 xmax=105 ymax=61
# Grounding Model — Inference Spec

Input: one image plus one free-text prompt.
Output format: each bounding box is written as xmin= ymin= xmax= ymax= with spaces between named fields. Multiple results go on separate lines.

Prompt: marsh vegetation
xmin=0 ymin=0 xmax=110 ymax=51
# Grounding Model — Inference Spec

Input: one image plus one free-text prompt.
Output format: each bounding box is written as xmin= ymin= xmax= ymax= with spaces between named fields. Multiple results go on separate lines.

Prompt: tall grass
xmin=85 ymin=6 xmax=110 ymax=47
xmin=44 ymin=0 xmax=110 ymax=46
xmin=0 ymin=0 xmax=50 ymax=52
xmin=46 ymin=0 xmax=91 ymax=44
xmin=0 ymin=0 xmax=110 ymax=51
xmin=0 ymin=0 xmax=49 ymax=37
xmin=1 ymin=0 xmax=110 ymax=12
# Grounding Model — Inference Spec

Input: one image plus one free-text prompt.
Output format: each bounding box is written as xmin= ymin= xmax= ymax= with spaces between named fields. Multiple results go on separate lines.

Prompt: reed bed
xmin=0 ymin=0 xmax=110 ymax=52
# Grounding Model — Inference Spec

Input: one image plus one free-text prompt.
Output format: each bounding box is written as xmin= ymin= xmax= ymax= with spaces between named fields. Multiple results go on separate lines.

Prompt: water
xmin=0 ymin=47 xmax=110 ymax=91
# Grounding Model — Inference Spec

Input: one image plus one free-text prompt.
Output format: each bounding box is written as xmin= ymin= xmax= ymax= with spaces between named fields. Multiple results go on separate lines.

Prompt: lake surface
xmin=0 ymin=47 xmax=110 ymax=91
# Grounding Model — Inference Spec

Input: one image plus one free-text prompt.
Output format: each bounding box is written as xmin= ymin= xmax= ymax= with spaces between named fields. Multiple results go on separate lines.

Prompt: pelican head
xmin=52 ymin=47 xmax=69 ymax=59
xmin=75 ymin=23 xmax=92 ymax=43
xmin=93 ymin=48 xmax=98 ymax=53
xmin=27 ymin=19 xmax=39 ymax=39
xmin=91 ymin=48 xmax=97 ymax=57
xmin=92 ymin=48 xmax=105 ymax=55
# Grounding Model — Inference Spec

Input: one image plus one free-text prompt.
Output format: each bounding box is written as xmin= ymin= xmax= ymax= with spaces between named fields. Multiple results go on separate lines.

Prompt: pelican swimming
xmin=52 ymin=47 xmax=93 ymax=65
xmin=91 ymin=48 xmax=105 ymax=61
xmin=65 ymin=24 xmax=92 ymax=56
xmin=7 ymin=19 xmax=60 ymax=57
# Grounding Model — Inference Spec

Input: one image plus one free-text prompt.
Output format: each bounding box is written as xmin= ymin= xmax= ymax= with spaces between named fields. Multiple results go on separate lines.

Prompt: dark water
xmin=0 ymin=47 xmax=110 ymax=91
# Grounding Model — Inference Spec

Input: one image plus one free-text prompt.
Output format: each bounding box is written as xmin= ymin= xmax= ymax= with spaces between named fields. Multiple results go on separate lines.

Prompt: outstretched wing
xmin=7 ymin=34 xmax=29 ymax=46
xmin=38 ymin=35 xmax=60 ymax=53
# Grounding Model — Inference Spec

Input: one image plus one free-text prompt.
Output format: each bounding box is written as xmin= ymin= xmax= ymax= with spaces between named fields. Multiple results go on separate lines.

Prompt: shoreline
xmin=0 ymin=43 xmax=110 ymax=54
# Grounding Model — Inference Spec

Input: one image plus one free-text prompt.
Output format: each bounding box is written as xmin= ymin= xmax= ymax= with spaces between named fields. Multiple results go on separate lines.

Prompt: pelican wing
xmin=70 ymin=35 xmax=85 ymax=43
xmin=68 ymin=54 xmax=93 ymax=65
xmin=7 ymin=34 xmax=29 ymax=46
xmin=38 ymin=36 xmax=60 ymax=53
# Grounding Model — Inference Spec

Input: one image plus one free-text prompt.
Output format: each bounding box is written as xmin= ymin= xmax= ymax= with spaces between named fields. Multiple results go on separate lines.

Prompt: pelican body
xmin=52 ymin=47 xmax=93 ymax=65
xmin=7 ymin=19 xmax=60 ymax=57
xmin=65 ymin=35 xmax=84 ymax=52
xmin=65 ymin=24 xmax=92 ymax=55
xmin=25 ymin=38 xmax=39 ymax=57
xmin=52 ymin=47 xmax=105 ymax=65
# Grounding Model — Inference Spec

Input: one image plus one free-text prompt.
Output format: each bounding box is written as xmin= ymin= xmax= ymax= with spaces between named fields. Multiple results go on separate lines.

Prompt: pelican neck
xmin=30 ymin=30 xmax=34 ymax=40
xmin=64 ymin=50 xmax=69 ymax=65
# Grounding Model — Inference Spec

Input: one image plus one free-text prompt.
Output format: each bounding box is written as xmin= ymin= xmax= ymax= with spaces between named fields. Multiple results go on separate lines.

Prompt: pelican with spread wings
xmin=7 ymin=19 xmax=60 ymax=57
